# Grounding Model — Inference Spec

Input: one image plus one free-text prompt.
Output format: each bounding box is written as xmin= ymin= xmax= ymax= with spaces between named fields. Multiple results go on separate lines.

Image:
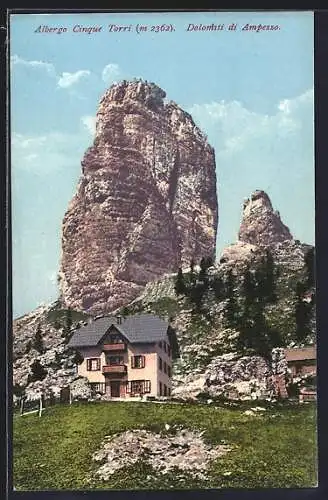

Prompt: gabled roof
xmin=284 ymin=346 xmax=316 ymax=362
xmin=68 ymin=314 xmax=170 ymax=348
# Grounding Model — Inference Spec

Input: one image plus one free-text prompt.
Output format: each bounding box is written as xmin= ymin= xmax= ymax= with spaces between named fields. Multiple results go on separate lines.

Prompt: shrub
xmin=31 ymin=325 xmax=44 ymax=354
xmin=13 ymin=383 xmax=25 ymax=398
xmin=174 ymin=268 xmax=186 ymax=296
xmin=28 ymin=360 xmax=47 ymax=383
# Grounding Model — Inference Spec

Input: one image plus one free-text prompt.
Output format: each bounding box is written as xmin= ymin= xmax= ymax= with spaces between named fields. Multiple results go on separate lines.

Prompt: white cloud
xmin=11 ymin=130 xmax=90 ymax=174
xmin=11 ymin=55 xmax=126 ymax=96
xmin=10 ymin=54 xmax=56 ymax=76
xmin=57 ymin=70 xmax=91 ymax=89
xmin=189 ymin=88 xmax=314 ymax=157
xmin=11 ymin=54 xmax=93 ymax=92
xmin=12 ymin=134 xmax=48 ymax=150
xmin=81 ymin=115 xmax=96 ymax=136
xmin=101 ymin=63 xmax=121 ymax=84
xmin=189 ymin=88 xmax=314 ymax=251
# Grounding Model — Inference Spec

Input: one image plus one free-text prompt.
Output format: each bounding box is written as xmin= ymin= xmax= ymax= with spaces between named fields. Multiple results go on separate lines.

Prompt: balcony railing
xmin=102 ymin=343 xmax=126 ymax=352
xmin=102 ymin=364 xmax=127 ymax=374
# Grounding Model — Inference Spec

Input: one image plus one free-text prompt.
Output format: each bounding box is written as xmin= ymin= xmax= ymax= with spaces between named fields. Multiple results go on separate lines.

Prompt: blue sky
xmin=10 ymin=11 xmax=314 ymax=318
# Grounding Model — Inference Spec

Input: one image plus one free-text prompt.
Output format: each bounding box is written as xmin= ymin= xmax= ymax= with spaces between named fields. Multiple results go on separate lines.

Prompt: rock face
xmin=124 ymin=189 xmax=315 ymax=397
xmin=13 ymin=189 xmax=314 ymax=402
xmin=92 ymin=427 xmax=231 ymax=482
xmin=172 ymin=353 xmax=271 ymax=401
xmin=12 ymin=303 xmax=88 ymax=399
xmin=238 ymin=190 xmax=292 ymax=246
xmin=220 ymin=190 xmax=298 ymax=268
xmin=70 ymin=377 xmax=92 ymax=401
xmin=59 ymin=80 xmax=218 ymax=314
xmin=205 ymin=353 xmax=271 ymax=399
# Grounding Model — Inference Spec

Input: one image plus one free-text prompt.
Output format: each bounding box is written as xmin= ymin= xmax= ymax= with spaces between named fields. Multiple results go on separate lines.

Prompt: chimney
xmin=116 ymin=315 xmax=122 ymax=325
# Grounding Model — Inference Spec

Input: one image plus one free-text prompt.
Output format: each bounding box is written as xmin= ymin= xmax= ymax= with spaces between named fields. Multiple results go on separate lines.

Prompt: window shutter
xmin=145 ymin=380 xmax=151 ymax=393
xmin=87 ymin=359 xmax=91 ymax=371
xmin=97 ymin=358 xmax=101 ymax=370
xmin=142 ymin=355 xmax=145 ymax=368
xmin=131 ymin=357 xmax=135 ymax=369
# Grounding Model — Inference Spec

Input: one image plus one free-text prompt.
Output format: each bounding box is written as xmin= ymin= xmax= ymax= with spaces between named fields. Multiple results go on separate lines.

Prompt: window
xmin=108 ymin=334 xmax=123 ymax=344
xmin=131 ymin=355 xmax=145 ymax=369
xmin=163 ymin=384 xmax=167 ymax=396
xmin=159 ymin=357 xmax=163 ymax=371
xmin=90 ymin=382 xmax=105 ymax=394
xmin=159 ymin=381 xmax=163 ymax=396
xmin=295 ymin=363 xmax=303 ymax=375
xmin=167 ymin=345 xmax=171 ymax=358
xmin=163 ymin=361 xmax=167 ymax=374
xmin=86 ymin=358 xmax=100 ymax=371
xmin=126 ymin=380 xmax=151 ymax=394
xmin=107 ymin=355 xmax=124 ymax=366
xmin=168 ymin=365 xmax=172 ymax=378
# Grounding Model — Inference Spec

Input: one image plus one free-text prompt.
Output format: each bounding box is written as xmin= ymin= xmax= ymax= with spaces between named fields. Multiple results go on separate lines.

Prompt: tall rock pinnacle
xmin=59 ymin=80 xmax=218 ymax=314
xmin=238 ymin=190 xmax=292 ymax=246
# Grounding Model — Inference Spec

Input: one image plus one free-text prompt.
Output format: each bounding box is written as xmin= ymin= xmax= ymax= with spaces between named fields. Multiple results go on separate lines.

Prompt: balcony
xmin=102 ymin=343 xmax=126 ymax=352
xmin=102 ymin=364 xmax=127 ymax=375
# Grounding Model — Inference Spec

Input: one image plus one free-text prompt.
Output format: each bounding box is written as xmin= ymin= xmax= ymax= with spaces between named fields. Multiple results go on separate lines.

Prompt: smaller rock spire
xmin=238 ymin=190 xmax=293 ymax=246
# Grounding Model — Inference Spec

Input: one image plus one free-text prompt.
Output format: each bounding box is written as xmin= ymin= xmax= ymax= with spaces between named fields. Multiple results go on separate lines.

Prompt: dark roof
xmin=68 ymin=314 xmax=170 ymax=348
xmin=68 ymin=317 xmax=114 ymax=348
xmin=284 ymin=346 xmax=316 ymax=362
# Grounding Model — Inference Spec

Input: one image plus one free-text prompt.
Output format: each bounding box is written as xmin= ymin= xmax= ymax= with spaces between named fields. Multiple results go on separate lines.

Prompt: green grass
xmin=146 ymin=297 xmax=180 ymax=318
xmin=13 ymin=401 xmax=317 ymax=491
xmin=46 ymin=307 xmax=89 ymax=326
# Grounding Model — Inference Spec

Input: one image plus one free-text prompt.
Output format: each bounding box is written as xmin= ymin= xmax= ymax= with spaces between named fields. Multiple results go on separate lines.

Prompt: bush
xmin=121 ymin=306 xmax=130 ymax=317
xmin=27 ymin=360 xmax=47 ymax=383
xmin=13 ymin=383 xmax=25 ymax=398
xmin=31 ymin=325 xmax=44 ymax=354
xmin=24 ymin=340 xmax=32 ymax=355
xmin=72 ymin=350 xmax=84 ymax=365
xmin=174 ymin=268 xmax=186 ymax=296
xmin=287 ymin=382 xmax=300 ymax=398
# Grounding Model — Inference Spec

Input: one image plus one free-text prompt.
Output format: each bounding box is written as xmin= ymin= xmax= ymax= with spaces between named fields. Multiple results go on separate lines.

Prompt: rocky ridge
xmin=238 ymin=190 xmax=293 ymax=246
xmin=59 ymin=79 xmax=218 ymax=315
xmin=119 ymin=190 xmax=315 ymax=399
xmin=12 ymin=303 xmax=89 ymax=401
xmin=13 ymin=190 xmax=315 ymax=402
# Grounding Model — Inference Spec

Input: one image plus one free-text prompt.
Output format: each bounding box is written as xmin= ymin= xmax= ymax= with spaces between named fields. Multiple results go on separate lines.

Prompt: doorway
xmin=110 ymin=380 xmax=121 ymax=398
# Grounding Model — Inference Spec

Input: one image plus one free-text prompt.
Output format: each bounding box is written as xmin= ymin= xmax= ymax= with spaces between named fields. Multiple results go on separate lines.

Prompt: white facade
xmin=76 ymin=327 xmax=172 ymax=398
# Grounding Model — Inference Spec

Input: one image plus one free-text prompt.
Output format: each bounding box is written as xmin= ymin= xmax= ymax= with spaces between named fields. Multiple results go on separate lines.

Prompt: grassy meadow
xmin=13 ymin=400 xmax=317 ymax=491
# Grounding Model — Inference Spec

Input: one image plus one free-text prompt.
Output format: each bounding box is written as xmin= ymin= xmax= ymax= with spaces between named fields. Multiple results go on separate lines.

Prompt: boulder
xmin=70 ymin=377 xmax=92 ymax=400
xmin=205 ymin=353 xmax=271 ymax=399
